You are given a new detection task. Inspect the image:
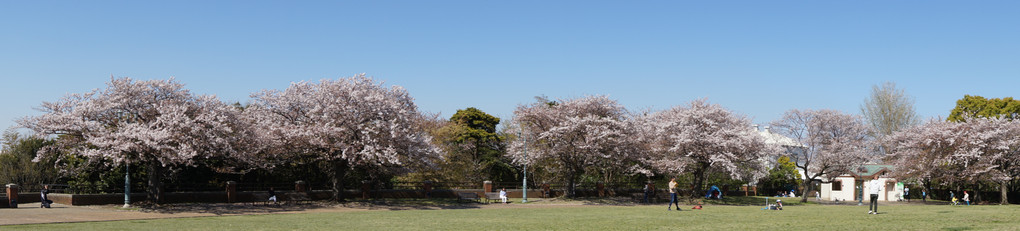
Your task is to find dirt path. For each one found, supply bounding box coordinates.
[0,200,593,226]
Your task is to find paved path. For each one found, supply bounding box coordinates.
[0,201,557,226]
[2,203,222,225]
[0,202,382,226]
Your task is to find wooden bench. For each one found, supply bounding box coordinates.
[457,192,480,203]
[632,192,661,203]
[484,192,501,204]
[284,192,312,204]
[249,192,272,206]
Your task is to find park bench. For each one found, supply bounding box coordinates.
[284,192,312,204]
[457,192,480,203]
[248,192,279,206]
[484,192,501,204]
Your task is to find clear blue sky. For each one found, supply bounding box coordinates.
[2,1,1019,132]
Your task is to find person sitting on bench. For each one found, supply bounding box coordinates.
[268,187,277,203]
[499,188,508,204]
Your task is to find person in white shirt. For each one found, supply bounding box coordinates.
[868,175,883,214]
[499,188,508,204]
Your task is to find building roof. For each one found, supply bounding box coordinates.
[848,164,895,179]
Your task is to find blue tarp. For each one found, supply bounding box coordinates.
[705,185,722,199]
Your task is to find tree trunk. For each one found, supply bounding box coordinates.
[1002,181,1010,205]
[566,170,577,198]
[329,160,348,202]
[801,178,811,203]
[691,162,709,199]
[146,161,164,204]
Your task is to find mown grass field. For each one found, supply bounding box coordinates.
[6,199,1020,230]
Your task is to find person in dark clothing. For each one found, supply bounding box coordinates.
[40,185,52,208]
[268,187,277,204]
[643,182,652,203]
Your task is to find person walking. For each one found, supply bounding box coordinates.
[667,178,680,211]
[868,175,882,214]
[963,191,970,206]
[904,187,909,202]
[922,190,927,203]
[643,182,652,203]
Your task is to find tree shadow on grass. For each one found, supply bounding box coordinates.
[135,199,484,215]
[341,198,484,211]
[136,202,330,215]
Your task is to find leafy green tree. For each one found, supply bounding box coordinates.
[428,108,515,183]
[0,130,61,188]
[758,156,803,196]
[948,95,1020,122]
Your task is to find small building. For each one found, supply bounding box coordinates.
[820,165,904,202]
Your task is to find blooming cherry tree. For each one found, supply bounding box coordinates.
[507,95,642,197]
[771,109,871,203]
[887,117,1020,204]
[642,99,778,197]
[19,77,256,203]
[247,75,439,201]
[885,120,963,188]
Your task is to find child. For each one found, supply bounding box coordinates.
[951,196,959,205]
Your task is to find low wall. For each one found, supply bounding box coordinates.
[4,188,652,208]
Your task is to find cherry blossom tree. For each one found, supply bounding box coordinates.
[246,74,440,201]
[642,99,778,197]
[965,118,1020,204]
[18,77,257,203]
[885,120,961,189]
[887,117,1020,204]
[507,95,642,197]
[770,109,871,203]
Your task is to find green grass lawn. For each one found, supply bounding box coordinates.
[7,201,1020,230]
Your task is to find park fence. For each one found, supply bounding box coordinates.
[2,180,766,208]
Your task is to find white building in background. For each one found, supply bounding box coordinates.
[820,165,904,202]
[751,125,905,201]
[754,125,808,182]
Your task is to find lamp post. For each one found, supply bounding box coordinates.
[124,163,131,208]
[521,128,528,203]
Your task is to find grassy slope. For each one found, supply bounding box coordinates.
[6,201,1019,230]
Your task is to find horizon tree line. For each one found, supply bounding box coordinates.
[5,77,1018,204]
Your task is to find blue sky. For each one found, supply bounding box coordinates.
[2,1,1019,131]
